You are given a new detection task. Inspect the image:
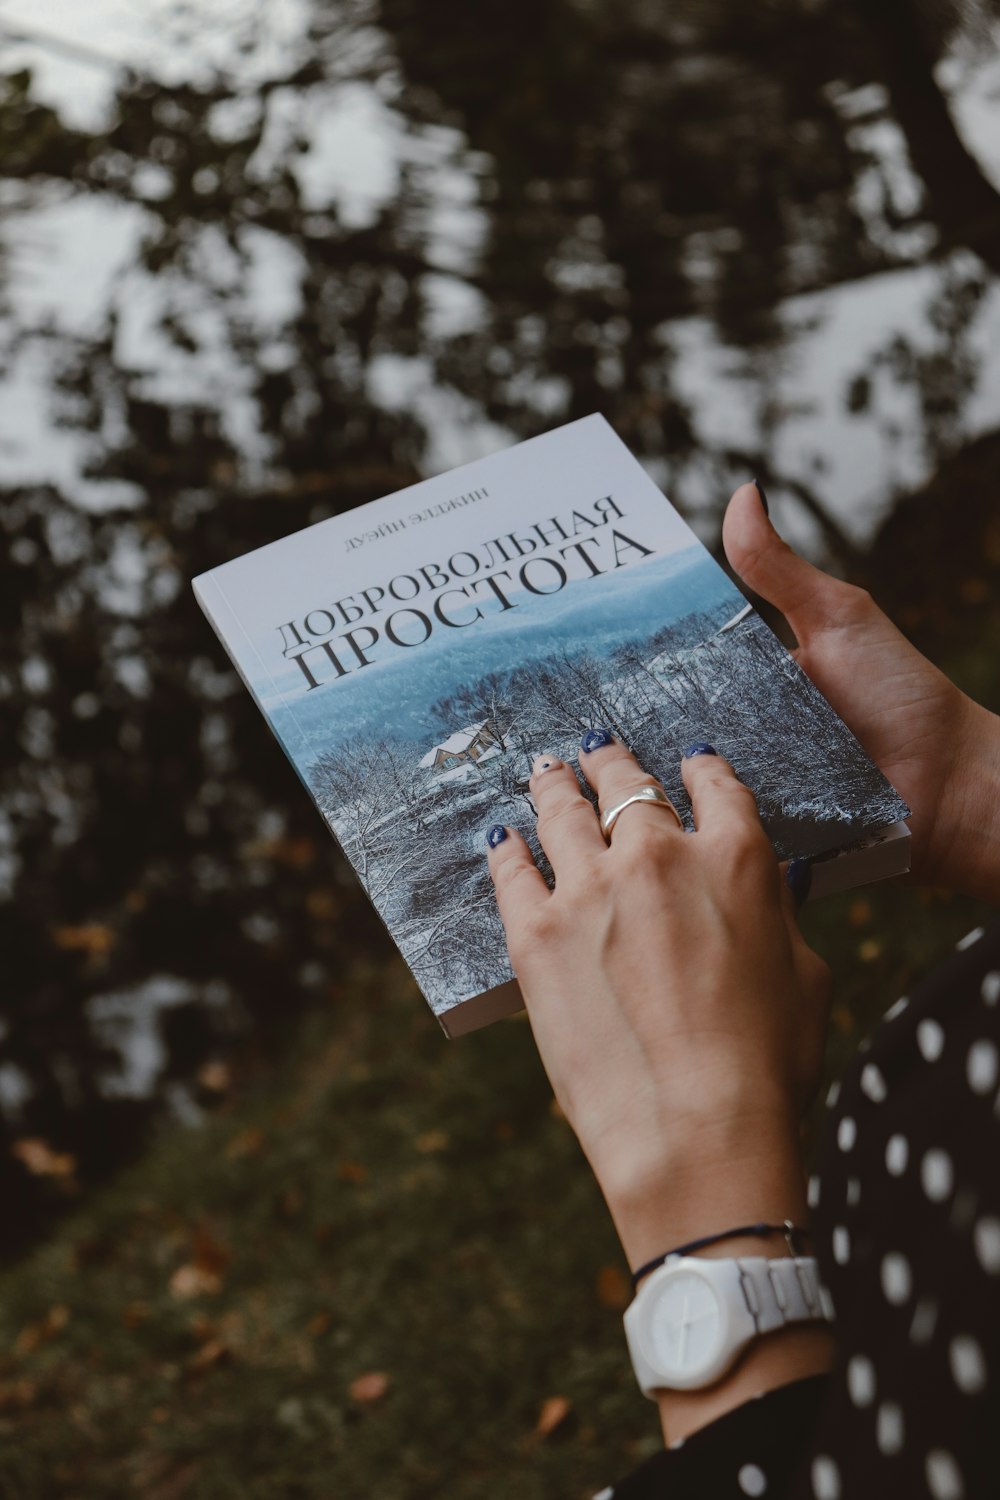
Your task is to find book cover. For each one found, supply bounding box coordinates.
[193,415,910,1035]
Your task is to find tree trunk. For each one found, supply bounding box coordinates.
[857,0,1000,272]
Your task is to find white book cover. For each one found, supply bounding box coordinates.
[193,415,910,1035]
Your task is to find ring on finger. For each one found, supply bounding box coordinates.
[599,785,684,842]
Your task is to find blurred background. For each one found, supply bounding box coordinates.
[1,1,999,1494]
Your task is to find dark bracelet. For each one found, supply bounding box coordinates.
[630,1219,813,1289]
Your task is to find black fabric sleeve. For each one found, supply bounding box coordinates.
[605,1373,831,1497]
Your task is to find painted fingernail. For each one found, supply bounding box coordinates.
[580,727,614,753]
[786,857,812,907]
[752,477,770,517]
[683,741,717,758]
[531,754,563,776]
[486,825,508,849]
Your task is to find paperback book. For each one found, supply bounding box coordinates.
[193,415,910,1036]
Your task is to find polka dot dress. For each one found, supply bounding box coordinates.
[599,923,1000,1498]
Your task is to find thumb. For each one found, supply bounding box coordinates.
[722,482,846,638]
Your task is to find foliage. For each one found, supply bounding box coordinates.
[2,0,1000,1239]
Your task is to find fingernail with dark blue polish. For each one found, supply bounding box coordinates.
[786,857,812,907]
[752,477,770,517]
[486,824,508,849]
[580,727,615,753]
[684,741,717,758]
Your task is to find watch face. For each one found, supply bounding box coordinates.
[648,1269,723,1378]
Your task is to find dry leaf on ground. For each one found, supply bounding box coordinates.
[534,1395,572,1437]
[169,1265,221,1300]
[11,1139,76,1178]
[595,1264,631,1310]
[349,1371,390,1403]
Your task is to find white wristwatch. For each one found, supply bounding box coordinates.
[624,1254,835,1395]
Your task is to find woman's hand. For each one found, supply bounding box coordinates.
[724,483,1000,905]
[486,736,831,1269]
[486,737,836,1442]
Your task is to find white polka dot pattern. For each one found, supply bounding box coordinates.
[926,1448,965,1499]
[885,1133,908,1175]
[599,933,1000,1500]
[860,1063,887,1102]
[811,1454,840,1499]
[948,1334,987,1394]
[876,1400,904,1455]
[737,1462,767,1495]
[974,1215,1000,1274]
[917,1018,945,1061]
[846,1354,876,1406]
[909,1297,938,1345]
[966,1038,998,1094]
[921,1148,954,1202]
[881,1252,912,1304]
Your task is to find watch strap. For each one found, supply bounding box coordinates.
[737,1255,832,1332]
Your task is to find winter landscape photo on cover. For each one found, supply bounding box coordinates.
[256,542,908,1018]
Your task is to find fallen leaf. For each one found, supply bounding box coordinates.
[169,1265,221,1300]
[188,1338,230,1373]
[245,836,317,869]
[349,1371,390,1403]
[11,1138,76,1178]
[192,1229,230,1278]
[414,1129,448,1154]
[197,1062,231,1093]
[51,923,115,955]
[534,1395,572,1438]
[848,898,872,928]
[595,1265,631,1310]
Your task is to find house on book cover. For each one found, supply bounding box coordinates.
[419,721,503,776]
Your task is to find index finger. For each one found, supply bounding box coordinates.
[485,824,551,943]
[679,743,768,842]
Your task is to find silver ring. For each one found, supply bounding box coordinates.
[599,785,685,842]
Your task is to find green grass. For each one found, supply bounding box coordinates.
[0,879,994,1500]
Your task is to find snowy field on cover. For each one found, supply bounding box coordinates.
[271,550,908,1015]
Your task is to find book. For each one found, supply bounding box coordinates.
[193,415,910,1037]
